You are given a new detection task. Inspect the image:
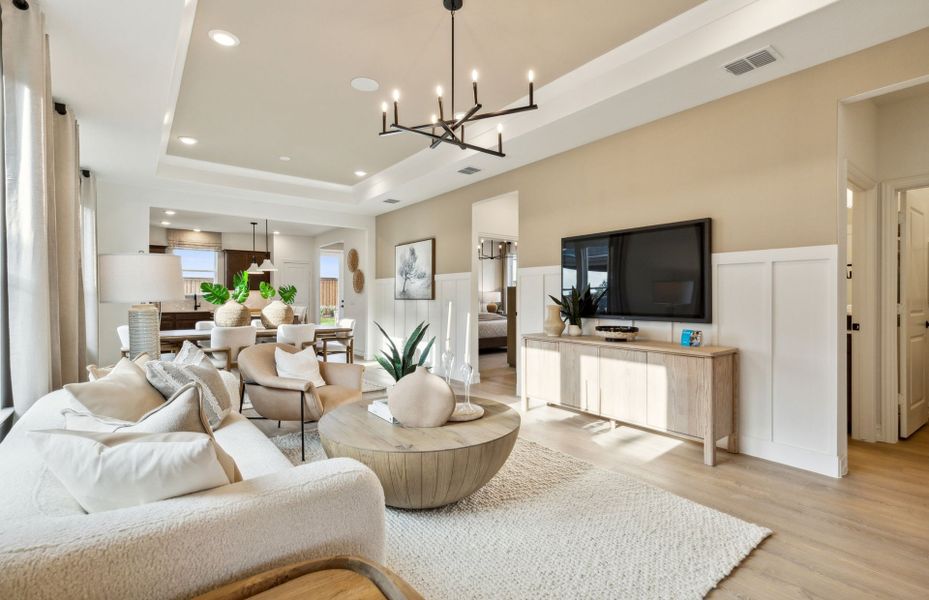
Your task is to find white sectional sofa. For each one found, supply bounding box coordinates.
[0,383,386,600]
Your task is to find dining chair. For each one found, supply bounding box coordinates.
[291,305,308,324]
[318,318,355,363]
[194,320,215,331]
[277,324,318,350]
[116,325,130,358]
[200,325,257,371]
[251,319,265,329]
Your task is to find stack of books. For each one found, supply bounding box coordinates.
[367,399,399,424]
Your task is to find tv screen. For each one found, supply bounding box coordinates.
[561,219,711,322]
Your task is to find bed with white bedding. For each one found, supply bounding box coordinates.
[478,312,508,349]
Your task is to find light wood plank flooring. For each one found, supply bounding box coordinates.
[260,351,929,598]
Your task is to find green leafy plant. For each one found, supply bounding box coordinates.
[373,321,435,382]
[278,284,297,305]
[549,285,605,327]
[200,271,250,305]
[259,281,276,300]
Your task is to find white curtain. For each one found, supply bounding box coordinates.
[1,0,92,418]
[80,170,98,368]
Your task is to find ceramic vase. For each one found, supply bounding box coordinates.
[567,324,582,337]
[387,366,456,428]
[260,300,293,328]
[214,300,250,327]
[543,305,566,337]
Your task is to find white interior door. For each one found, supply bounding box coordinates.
[280,260,311,306]
[899,191,929,438]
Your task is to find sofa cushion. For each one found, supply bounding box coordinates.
[28,429,235,513]
[63,383,240,483]
[145,361,232,428]
[86,352,152,381]
[64,358,165,421]
[275,346,326,388]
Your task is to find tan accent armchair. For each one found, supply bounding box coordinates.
[237,343,364,460]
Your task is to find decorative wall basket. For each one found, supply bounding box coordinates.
[353,269,365,294]
[347,248,359,273]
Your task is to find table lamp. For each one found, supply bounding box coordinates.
[99,253,185,359]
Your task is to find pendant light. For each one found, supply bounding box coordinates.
[246,222,262,274]
[258,219,277,272]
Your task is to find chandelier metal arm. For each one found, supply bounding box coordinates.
[391,123,504,157]
[430,103,482,148]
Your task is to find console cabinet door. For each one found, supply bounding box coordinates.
[646,353,707,437]
[525,339,561,404]
[599,347,647,425]
[560,343,599,411]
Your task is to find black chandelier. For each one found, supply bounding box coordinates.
[378,0,538,158]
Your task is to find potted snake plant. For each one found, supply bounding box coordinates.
[259,282,297,328]
[201,271,251,327]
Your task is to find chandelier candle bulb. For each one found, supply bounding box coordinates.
[528,70,535,105]
[472,69,479,103]
[497,123,503,153]
[392,89,400,124]
[381,102,388,132]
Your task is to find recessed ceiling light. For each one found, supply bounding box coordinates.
[279,155,291,161]
[273,230,280,235]
[164,210,176,215]
[354,170,367,177]
[208,29,239,47]
[178,136,198,145]
[193,228,201,233]
[161,221,171,226]
[350,77,379,92]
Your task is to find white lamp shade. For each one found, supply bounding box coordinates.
[482,291,503,303]
[258,258,277,272]
[246,262,262,274]
[98,253,186,303]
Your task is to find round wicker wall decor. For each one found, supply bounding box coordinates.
[353,269,365,294]
[347,248,360,273]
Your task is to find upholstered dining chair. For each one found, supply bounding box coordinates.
[116,325,130,358]
[238,343,364,461]
[291,305,308,324]
[277,324,318,350]
[200,325,257,371]
[194,320,215,331]
[318,318,356,363]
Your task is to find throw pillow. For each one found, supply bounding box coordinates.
[28,429,235,513]
[275,347,327,388]
[144,362,232,428]
[86,352,152,381]
[62,382,240,483]
[64,357,165,421]
[175,340,213,369]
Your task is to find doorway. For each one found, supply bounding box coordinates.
[319,245,343,326]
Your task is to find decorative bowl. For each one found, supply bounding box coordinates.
[595,325,639,342]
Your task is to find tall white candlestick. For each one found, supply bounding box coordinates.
[464,312,471,359]
[445,301,453,351]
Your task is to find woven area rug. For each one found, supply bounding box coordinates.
[271,431,770,599]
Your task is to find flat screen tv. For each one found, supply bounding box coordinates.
[561,218,711,323]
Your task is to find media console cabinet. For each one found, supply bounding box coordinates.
[520,333,739,466]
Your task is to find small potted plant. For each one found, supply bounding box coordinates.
[549,285,605,336]
[201,271,251,327]
[259,282,297,328]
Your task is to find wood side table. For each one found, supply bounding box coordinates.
[319,397,520,509]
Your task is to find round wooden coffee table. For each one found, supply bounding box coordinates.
[318,397,520,509]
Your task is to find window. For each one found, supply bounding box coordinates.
[171,248,218,295]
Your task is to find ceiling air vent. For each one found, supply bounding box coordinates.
[723,46,779,76]
[383,198,401,204]
[458,166,481,175]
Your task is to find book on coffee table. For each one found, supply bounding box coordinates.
[367,399,399,424]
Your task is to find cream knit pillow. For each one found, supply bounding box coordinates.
[64,358,165,421]
[28,429,235,513]
[144,362,232,428]
[275,347,327,388]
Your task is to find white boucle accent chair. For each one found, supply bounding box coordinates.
[0,374,386,600]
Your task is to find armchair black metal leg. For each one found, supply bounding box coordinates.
[277,421,281,428]
[239,381,245,413]
[300,390,305,462]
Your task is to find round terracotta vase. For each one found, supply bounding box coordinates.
[543,305,566,337]
[260,300,293,328]
[387,366,456,428]
[214,300,250,327]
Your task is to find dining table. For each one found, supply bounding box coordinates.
[159,325,353,353]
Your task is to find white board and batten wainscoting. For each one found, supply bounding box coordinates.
[374,273,473,381]
[518,245,842,478]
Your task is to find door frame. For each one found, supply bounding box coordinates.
[879,174,929,443]
[319,247,344,324]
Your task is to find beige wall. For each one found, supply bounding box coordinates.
[376,28,929,277]
[877,91,929,180]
